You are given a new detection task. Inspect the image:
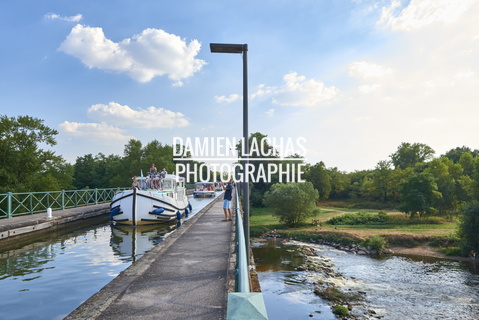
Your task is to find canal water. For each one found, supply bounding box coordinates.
[252,239,479,320]
[0,193,220,320]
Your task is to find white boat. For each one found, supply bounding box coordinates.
[193,182,216,198]
[110,174,192,225]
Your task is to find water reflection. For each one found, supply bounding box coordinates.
[110,224,175,262]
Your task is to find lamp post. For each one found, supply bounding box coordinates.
[210,43,250,264]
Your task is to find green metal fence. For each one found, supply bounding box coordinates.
[0,188,129,219]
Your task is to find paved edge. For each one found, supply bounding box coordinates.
[65,196,222,320]
[0,204,110,240]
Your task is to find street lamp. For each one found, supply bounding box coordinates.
[210,43,250,264]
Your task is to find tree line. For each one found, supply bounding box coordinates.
[2,116,478,252]
[0,115,177,193]
[3,115,479,219]
[305,142,479,218]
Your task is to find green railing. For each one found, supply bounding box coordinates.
[0,188,129,219]
[226,187,268,319]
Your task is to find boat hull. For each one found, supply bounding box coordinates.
[110,188,191,226]
[193,191,215,198]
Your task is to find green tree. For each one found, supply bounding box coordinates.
[263,182,319,227]
[237,132,280,206]
[372,160,393,202]
[398,172,441,218]
[122,139,144,177]
[0,115,61,192]
[73,154,97,189]
[458,201,479,253]
[328,167,350,199]
[443,146,479,163]
[390,142,435,170]
[304,161,331,200]
[426,157,465,214]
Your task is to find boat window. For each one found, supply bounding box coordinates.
[163,180,172,189]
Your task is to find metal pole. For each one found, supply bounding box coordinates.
[242,44,250,266]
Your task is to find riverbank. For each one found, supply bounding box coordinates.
[250,206,472,262]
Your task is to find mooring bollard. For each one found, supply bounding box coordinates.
[46,208,52,219]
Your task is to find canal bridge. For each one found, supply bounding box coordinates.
[0,190,268,320]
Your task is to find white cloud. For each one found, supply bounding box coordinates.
[272,72,339,107]
[59,121,133,142]
[250,84,275,99]
[214,94,242,103]
[45,13,83,22]
[87,102,189,128]
[379,0,474,31]
[349,61,392,79]
[358,83,381,94]
[291,0,479,171]
[216,73,338,107]
[265,109,275,117]
[59,25,206,83]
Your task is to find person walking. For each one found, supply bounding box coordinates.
[222,179,233,221]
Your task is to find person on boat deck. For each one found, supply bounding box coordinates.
[159,168,167,189]
[132,177,140,190]
[150,163,157,175]
[222,179,233,221]
[160,168,167,178]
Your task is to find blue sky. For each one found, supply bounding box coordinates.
[1,0,478,172]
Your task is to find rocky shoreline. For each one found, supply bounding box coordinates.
[293,244,381,319]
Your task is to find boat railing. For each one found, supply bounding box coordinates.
[227,187,268,319]
[0,187,129,219]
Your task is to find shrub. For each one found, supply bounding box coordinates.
[332,305,349,316]
[263,182,319,227]
[363,235,387,252]
[326,211,389,225]
[438,247,463,256]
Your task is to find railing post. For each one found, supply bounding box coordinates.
[7,192,12,219]
[62,189,65,210]
[95,188,98,205]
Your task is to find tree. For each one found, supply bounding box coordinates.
[263,182,319,227]
[237,132,280,206]
[390,142,435,170]
[328,167,350,199]
[122,139,144,177]
[426,157,465,214]
[443,146,479,163]
[73,154,97,189]
[398,172,441,218]
[304,161,331,200]
[458,201,479,253]
[372,160,393,202]
[0,115,62,192]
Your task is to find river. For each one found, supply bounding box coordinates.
[252,239,479,320]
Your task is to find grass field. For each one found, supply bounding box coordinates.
[250,206,458,247]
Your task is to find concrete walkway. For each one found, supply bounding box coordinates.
[66,195,234,320]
